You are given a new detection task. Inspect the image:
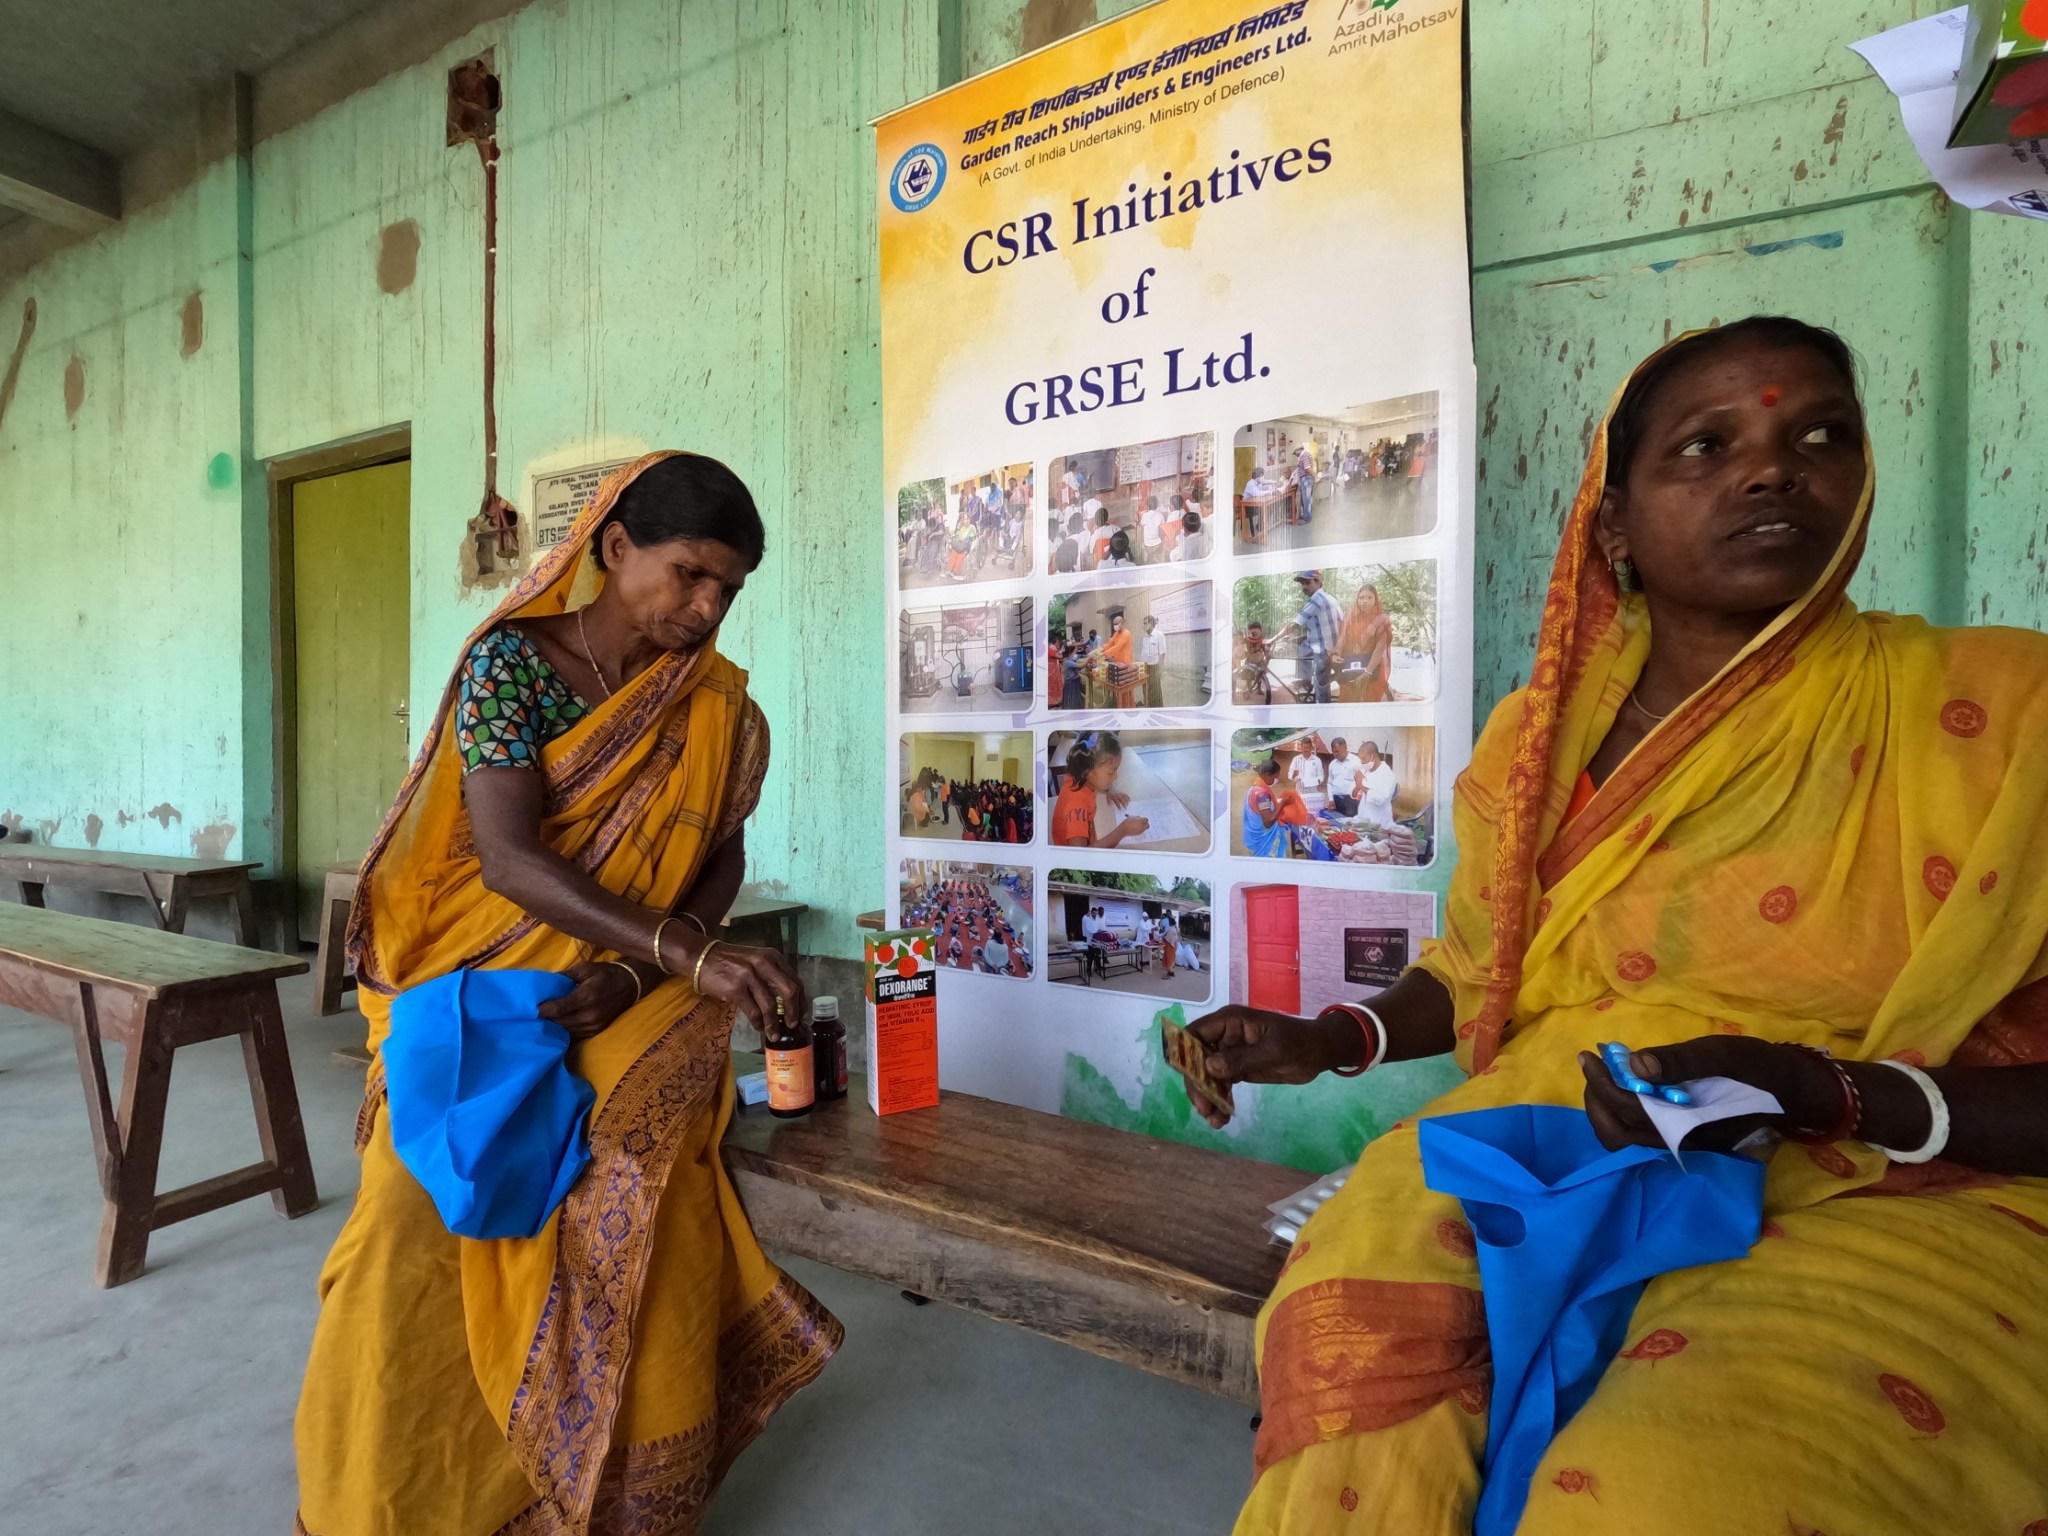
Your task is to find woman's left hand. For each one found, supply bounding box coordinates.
[1578,1035,1838,1152]
[539,961,643,1041]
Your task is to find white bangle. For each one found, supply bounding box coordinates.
[1871,1059,1951,1164]
[1357,1004,1391,1072]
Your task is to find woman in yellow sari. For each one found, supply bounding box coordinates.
[295,453,840,1536]
[1188,318,2048,1533]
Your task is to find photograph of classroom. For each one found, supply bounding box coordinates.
[1228,885,1437,1016]
[1231,393,1440,554]
[1045,434,1214,574]
[1230,561,1438,706]
[1229,725,1437,865]
[1048,582,1213,711]
[899,732,1035,844]
[1045,730,1212,856]
[896,463,1033,590]
[899,860,1034,979]
[898,598,1034,715]
[1046,872,1211,1002]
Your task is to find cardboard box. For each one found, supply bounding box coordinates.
[864,929,939,1115]
[1950,0,2048,147]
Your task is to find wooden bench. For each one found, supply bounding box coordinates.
[721,894,806,968]
[311,864,361,1017]
[723,1090,1304,1403]
[0,846,262,945]
[0,903,319,1286]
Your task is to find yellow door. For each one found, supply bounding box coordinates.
[291,460,411,938]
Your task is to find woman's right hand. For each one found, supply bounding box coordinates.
[688,939,805,1032]
[1180,1005,1360,1127]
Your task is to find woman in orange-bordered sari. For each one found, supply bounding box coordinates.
[1188,319,2048,1532]
[1334,582,1394,704]
[295,453,840,1536]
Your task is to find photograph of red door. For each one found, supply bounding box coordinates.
[1242,884,1301,1014]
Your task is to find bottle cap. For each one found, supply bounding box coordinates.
[813,996,840,1021]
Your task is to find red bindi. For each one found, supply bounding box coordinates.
[1760,387,1782,407]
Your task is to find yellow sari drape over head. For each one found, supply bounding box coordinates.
[297,454,840,1536]
[1240,338,2048,1535]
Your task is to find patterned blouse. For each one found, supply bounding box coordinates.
[455,625,590,773]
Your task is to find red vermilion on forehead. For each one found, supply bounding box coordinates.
[1760,387,1781,407]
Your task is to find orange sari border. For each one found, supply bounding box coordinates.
[482,1280,842,1536]
[1253,1277,1490,1475]
[505,995,739,1529]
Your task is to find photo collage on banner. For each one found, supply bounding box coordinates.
[876,0,1475,1157]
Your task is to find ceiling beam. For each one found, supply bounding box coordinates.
[0,107,120,231]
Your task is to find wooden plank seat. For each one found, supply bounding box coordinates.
[0,845,262,945]
[0,903,318,1286]
[723,1090,1305,1403]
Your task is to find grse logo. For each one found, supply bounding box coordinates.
[890,143,947,213]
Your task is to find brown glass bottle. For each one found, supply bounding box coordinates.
[763,997,815,1118]
[811,996,848,1102]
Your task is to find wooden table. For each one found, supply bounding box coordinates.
[0,846,262,946]
[854,910,887,932]
[0,903,318,1286]
[721,894,806,966]
[1235,487,1292,545]
[724,1089,1305,1402]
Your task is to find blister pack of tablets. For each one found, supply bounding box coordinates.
[1264,1165,1354,1245]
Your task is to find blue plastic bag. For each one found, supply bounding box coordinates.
[1418,1105,1764,1536]
[384,968,595,1240]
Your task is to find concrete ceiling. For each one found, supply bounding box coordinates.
[0,0,390,230]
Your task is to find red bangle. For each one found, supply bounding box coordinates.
[1321,1004,1385,1078]
[1782,1045,1861,1143]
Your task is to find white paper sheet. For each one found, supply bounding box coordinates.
[1639,1076,1784,1156]
[1850,8,2048,220]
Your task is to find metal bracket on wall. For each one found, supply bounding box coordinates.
[447,54,521,563]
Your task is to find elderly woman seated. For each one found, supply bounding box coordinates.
[1189,318,2048,1535]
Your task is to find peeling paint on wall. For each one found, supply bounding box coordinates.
[145,803,182,830]
[83,812,104,847]
[376,219,421,294]
[190,822,237,859]
[62,353,85,420]
[180,291,205,358]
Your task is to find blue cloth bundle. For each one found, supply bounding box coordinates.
[383,968,595,1240]
[1418,1105,1764,1536]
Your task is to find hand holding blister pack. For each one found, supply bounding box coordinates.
[1600,1041,1783,1154]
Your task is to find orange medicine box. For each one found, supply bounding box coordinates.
[864,929,939,1115]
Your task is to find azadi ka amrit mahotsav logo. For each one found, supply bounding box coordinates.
[891,143,947,213]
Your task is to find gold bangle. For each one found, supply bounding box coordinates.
[652,917,677,975]
[677,912,709,937]
[602,958,644,1005]
[692,939,722,993]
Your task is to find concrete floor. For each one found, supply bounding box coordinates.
[0,971,1254,1535]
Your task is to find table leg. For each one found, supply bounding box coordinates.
[240,987,320,1217]
[229,871,260,949]
[67,982,121,1202]
[312,885,352,1017]
[96,1001,174,1287]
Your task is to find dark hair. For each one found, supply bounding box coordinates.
[596,454,766,570]
[1054,540,1078,573]
[1066,731,1123,787]
[1182,510,1202,533]
[1108,530,1133,561]
[1256,757,1281,778]
[1605,317,1860,489]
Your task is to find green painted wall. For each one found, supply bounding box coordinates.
[2,0,2043,1003]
